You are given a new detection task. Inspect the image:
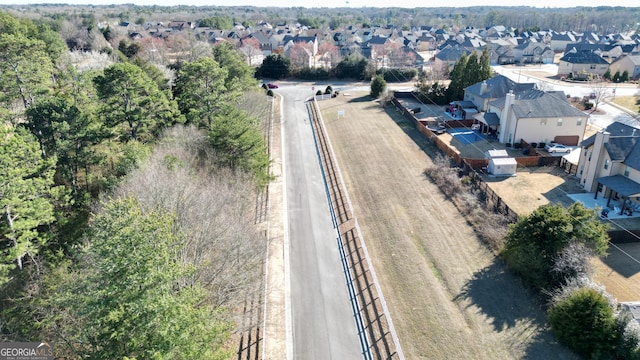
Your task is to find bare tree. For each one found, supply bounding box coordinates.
[238,37,263,66]
[589,80,610,112]
[113,125,266,311]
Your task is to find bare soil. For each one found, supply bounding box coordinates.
[319,93,578,359]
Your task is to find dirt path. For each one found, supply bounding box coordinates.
[319,94,577,359]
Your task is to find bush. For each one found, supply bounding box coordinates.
[549,287,616,358]
[584,102,594,110]
[292,67,331,80]
[266,89,274,97]
[370,75,387,98]
[538,142,545,148]
[325,85,333,94]
[377,68,418,82]
[315,90,323,96]
[530,142,537,149]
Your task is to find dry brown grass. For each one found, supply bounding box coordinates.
[610,95,640,113]
[319,93,578,360]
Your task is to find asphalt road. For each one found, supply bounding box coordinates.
[279,86,362,359]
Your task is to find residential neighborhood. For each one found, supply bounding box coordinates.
[99,18,640,80]
[2,4,640,359]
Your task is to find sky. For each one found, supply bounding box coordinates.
[3,0,639,8]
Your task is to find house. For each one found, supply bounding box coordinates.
[608,53,640,80]
[282,34,318,57]
[577,119,640,214]
[432,44,471,72]
[550,31,577,52]
[486,88,587,146]
[513,41,554,64]
[557,51,609,79]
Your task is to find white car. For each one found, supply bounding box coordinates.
[544,143,572,153]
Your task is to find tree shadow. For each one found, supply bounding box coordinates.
[346,95,373,103]
[600,243,640,278]
[454,259,579,359]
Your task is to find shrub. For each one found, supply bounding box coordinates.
[370,75,387,98]
[584,102,594,110]
[530,142,537,149]
[325,85,333,94]
[377,68,418,82]
[538,142,545,148]
[315,90,323,96]
[549,287,616,358]
[266,89,274,97]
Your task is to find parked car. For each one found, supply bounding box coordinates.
[544,143,572,153]
[267,83,279,89]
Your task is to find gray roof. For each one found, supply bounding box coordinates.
[435,44,471,61]
[481,112,501,125]
[559,52,609,65]
[605,137,639,161]
[492,89,585,119]
[464,75,536,100]
[597,175,640,197]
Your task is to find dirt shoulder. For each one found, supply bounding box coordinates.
[319,93,577,359]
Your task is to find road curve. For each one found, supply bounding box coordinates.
[279,86,363,359]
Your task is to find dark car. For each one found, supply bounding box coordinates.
[267,83,279,89]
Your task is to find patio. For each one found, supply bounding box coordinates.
[568,193,640,220]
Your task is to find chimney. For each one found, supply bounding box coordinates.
[481,80,488,95]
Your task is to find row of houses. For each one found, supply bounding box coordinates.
[441,72,640,218]
[113,19,640,75]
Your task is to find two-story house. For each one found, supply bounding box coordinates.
[577,120,640,213]
[557,51,609,80]
[489,89,587,146]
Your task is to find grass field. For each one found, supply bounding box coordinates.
[611,95,640,113]
[319,93,578,359]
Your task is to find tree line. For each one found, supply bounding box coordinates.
[1,10,271,358]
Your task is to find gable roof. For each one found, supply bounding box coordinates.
[559,51,609,65]
[511,89,585,118]
[464,75,535,99]
[491,89,585,118]
[435,44,471,61]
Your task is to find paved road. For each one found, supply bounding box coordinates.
[279,86,363,359]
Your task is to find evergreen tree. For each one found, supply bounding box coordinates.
[0,125,61,285]
[174,57,231,129]
[94,63,183,141]
[446,53,468,102]
[480,46,492,80]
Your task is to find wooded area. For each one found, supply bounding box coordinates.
[0,9,271,358]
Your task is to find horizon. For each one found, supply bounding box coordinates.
[3,0,639,8]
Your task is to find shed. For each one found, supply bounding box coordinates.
[488,157,517,176]
[485,149,509,159]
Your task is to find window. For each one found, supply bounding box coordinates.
[590,64,596,69]
[557,118,563,126]
[625,166,630,177]
[577,117,583,126]
[588,151,592,161]
[604,159,609,170]
[540,118,547,125]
